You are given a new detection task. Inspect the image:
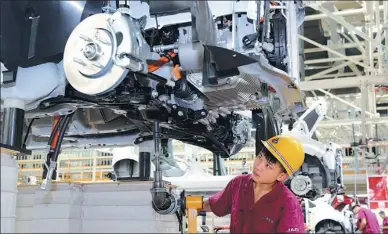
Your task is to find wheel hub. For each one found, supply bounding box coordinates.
[63,13,128,96]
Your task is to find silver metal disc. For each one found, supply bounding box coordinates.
[63,13,128,96]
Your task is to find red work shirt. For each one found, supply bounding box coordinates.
[356,208,380,233]
[208,174,305,233]
[383,217,388,234]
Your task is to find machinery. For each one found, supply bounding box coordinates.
[284,100,343,200]
[280,100,356,233]
[1,0,310,232]
[302,194,355,233]
[107,99,356,233]
[0,0,306,184]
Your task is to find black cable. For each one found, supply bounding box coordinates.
[175,211,183,234]
[42,116,66,180]
[47,116,65,146]
[23,118,37,148]
[99,108,109,123]
[52,113,74,162]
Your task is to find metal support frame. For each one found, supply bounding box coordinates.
[305,61,353,80]
[151,120,164,189]
[150,120,180,217]
[304,42,359,54]
[318,116,388,128]
[339,30,366,56]
[384,1,388,68]
[298,34,374,71]
[374,1,383,74]
[306,72,358,79]
[304,53,379,65]
[317,89,375,117]
[299,75,388,91]
[304,6,384,22]
[301,1,387,134]
[286,1,300,85]
[360,83,368,144]
[308,4,380,49]
[320,116,378,157]
[213,153,226,176]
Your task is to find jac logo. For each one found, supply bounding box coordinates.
[287,227,300,232]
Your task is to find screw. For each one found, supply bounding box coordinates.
[79,34,92,42]
[95,36,111,45]
[73,57,85,66]
[178,111,184,116]
[93,63,104,69]
[152,91,159,98]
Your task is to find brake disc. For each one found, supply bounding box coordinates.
[63,13,128,96]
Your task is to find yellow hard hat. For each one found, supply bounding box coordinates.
[261,135,305,176]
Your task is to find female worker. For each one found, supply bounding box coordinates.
[202,135,306,233]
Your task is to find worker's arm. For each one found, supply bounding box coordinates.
[357,211,367,232]
[358,218,367,231]
[277,198,305,233]
[202,177,238,216]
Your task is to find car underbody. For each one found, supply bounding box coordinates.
[1,0,305,158]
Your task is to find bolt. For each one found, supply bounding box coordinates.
[152,91,159,98]
[73,57,85,66]
[178,111,184,116]
[92,63,104,69]
[79,34,92,42]
[95,36,111,45]
[201,111,206,116]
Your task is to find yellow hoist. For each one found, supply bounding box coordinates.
[183,195,204,233]
[179,193,229,234]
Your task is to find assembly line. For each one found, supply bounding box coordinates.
[1,0,388,233]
